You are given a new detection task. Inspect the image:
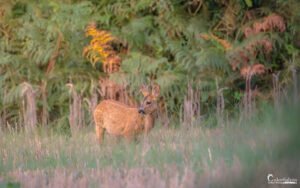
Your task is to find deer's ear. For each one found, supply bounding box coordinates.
[151,84,160,98]
[140,85,150,96]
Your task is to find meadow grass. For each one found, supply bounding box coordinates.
[0,104,299,187]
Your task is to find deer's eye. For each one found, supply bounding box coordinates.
[146,101,151,105]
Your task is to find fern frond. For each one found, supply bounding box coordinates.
[244,14,286,38]
[83,22,123,73]
[227,34,273,70]
[195,48,230,74]
[199,33,232,51]
[240,64,265,78]
[83,23,116,65]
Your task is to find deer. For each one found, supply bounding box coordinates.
[93,84,160,143]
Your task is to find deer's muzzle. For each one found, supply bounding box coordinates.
[138,107,145,114]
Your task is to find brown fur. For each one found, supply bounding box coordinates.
[93,84,160,143]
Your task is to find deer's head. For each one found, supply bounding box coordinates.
[138,84,160,115]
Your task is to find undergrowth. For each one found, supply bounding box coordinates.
[0,103,299,187]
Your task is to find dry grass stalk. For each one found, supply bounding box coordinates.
[291,65,298,104]
[40,81,49,127]
[99,77,117,100]
[67,83,84,134]
[272,72,281,111]
[0,87,8,128]
[182,82,200,127]
[8,166,198,188]
[84,86,98,127]
[21,82,37,132]
[99,76,137,107]
[216,79,225,127]
[157,98,170,127]
[90,87,98,117]
[241,64,265,117]
[243,74,252,117]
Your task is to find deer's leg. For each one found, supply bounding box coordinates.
[94,110,105,144]
[144,115,154,135]
[95,125,105,144]
[144,125,152,135]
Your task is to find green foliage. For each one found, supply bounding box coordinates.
[0,1,99,127]
[0,0,299,128]
[244,0,253,8]
[0,182,20,188]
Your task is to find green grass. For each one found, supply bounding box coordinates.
[0,104,299,187]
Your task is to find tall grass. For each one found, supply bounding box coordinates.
[0,103,299,187]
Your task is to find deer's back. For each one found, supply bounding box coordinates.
[94,100,142,135]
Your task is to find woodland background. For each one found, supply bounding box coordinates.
[0,0,299,132]
[0,0,299,187]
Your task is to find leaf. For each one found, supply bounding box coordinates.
[244,0,253,7]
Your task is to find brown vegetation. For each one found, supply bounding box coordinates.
[243,14,286,38]
[199,33,232,50]
[229,14,286,72]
